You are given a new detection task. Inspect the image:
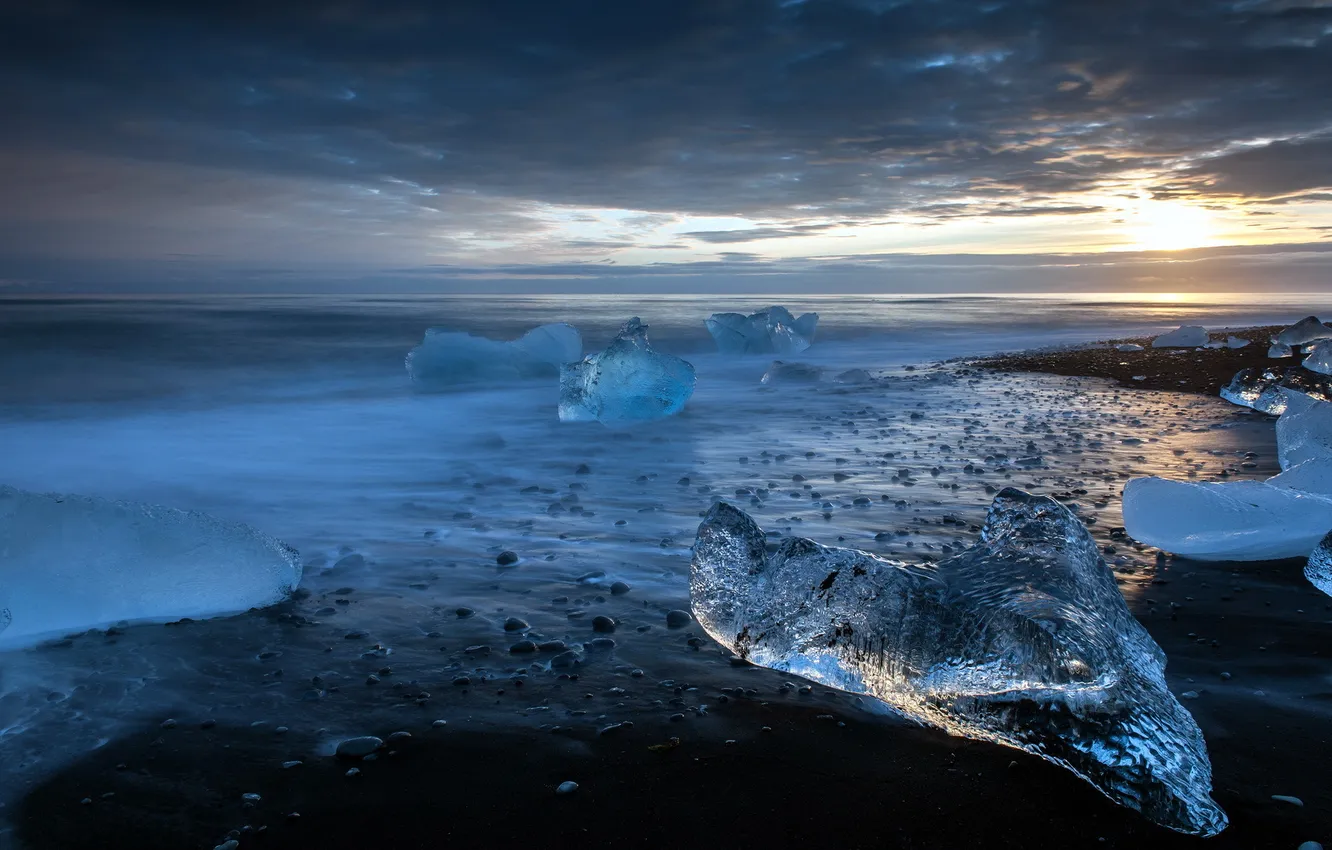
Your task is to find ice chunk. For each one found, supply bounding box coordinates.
[1219,366,1332,414]
[832,368,875,384]
[1269,458,1332,495]
[0,485,302,647]
[705,306,819,355]
[1123,477,1332,561]
[1269,342,1293,358]
[1303,340,1332,375]
[1307,531,1332,597]
[406,323,581,388]
[691,491,1226,836]
[1275,392,1332,471]
[558,317,695,424]
[1226,336,1249,349]
[1276,316,1332,347]
[760,361,824,385]
[1151,326,1208,348]
[1115,343,1145,352]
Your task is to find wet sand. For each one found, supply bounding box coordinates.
[969,326,1284,395]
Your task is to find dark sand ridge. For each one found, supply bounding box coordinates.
[11,340,1332,850]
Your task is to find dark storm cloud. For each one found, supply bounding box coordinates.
[2,0,1332,269]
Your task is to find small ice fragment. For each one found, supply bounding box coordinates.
[705,306,819,355]
[406,323,581,387]
[1276,316,1332,347]
[1115,343,1145,352]
[1152,326,1208,348]
[1269,342,1294,358]
[1307,530,1332,597]
[760,361,824,385]
[1122,477,1332,561]
[1226,336,1249,349]
[691,491,1227,836]
[558,318,695,424]
[1303,340,1332,375]
[0,485,302,647]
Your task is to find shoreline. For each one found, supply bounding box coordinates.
[966,325,1285,396]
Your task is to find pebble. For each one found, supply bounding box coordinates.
[160,718,177,729]
[592,615,617,633]
[335,736,384,759]
[432,720,448,728]
[1271,795,1304,807]
[281,761,303,769]
[455,607,475,618]
[1298,843,1323,850]
[503,617,529,631]
[345,768,361,778]
[556,781,579,795]
[610,581,631,595]
[388,731,412,742]
[496,551,519,566]
[241,792,262,803]
[665,610,692,628]
[214,842,240,850]
[588,638,617,651]
[509,639,538,654]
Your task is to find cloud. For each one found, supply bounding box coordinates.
[2,0,1332,277]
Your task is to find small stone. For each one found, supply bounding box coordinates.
[610,581,631,595]
[335,736,383,759]
[160,718,177,729]
[388,731,412,742]
[242,792,262,803]
[496,551,519,566]
[281,760,303,769]
[1180,690,1199,700]
[345,768,361,778]
[503,617,529,631]
[665,610,691,628]
[1297,842,1323,850]
[509,639,538,654]
[1271,795,1304,807]
[592,615,617,633]
[556,781,579,794]
[588,637,616,651]
[456,607,474,618]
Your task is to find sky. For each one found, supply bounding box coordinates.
[3,0,1332,293]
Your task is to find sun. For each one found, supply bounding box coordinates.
[1128,201,1216,251]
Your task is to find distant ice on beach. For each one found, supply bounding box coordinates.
[705,306,819,355]
[692,490,1227,836]
[406,322,581,388]
[0,485,302,647]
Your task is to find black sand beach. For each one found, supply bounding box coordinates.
[12,332,1332,850]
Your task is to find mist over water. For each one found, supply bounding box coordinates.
[1,291,1330,840]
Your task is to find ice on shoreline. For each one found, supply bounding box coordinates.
[1219,366,1332,414]
[705,306,819,355]
[0,485,302,647]
[1304,340,1332,375]
[1276,316,1332,347]
[1152,326,1208,348]
[691,490,1227,836]
[558,318,696,425]
[1123,477,1332,562]
[406,323,581,388]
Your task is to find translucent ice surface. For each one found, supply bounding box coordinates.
[1123,477,1332,561]
[1268,342,1294,359]
[1276,316,1332,347]
[705,306,819,355]
[1151,326,1208,348]
[691,490,1227,836]
[1307,531,1332,597]
[1219,366,1332,414]
[1303,340,1332,375]
[406,323,581,388]
[0,485,302,647]
[558,317,696,425]
[760,361,825,385]
[1275,392,1332,471]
